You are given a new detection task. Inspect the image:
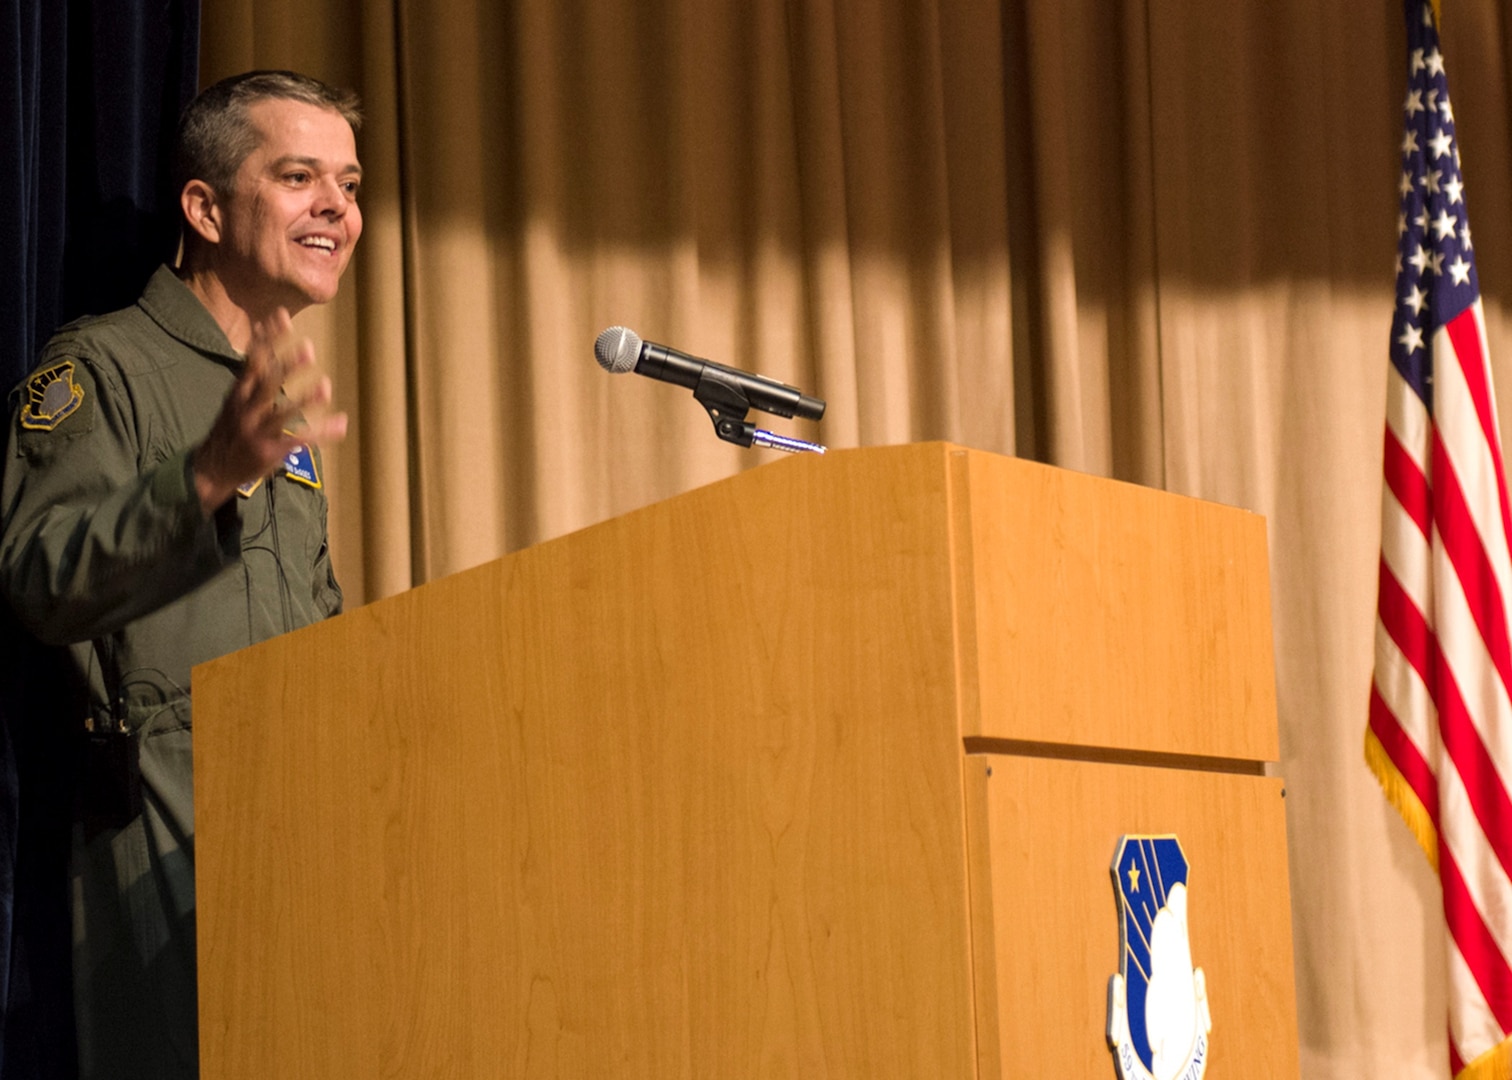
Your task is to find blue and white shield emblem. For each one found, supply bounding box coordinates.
[1107,835,1212,1080]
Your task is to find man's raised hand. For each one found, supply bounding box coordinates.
[191,308,348,515]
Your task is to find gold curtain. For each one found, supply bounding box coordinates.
[198,0,1512,1074]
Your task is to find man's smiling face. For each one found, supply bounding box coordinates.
[216,97,363,315]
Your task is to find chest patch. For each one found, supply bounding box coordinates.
[236,440,322,498]
[20,361,86,431]
[282,444,321,489]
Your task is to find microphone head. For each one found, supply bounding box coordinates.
[594,326,642,374]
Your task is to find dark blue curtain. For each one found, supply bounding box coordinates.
[0,2,198,1076]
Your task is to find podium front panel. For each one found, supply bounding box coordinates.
[964,753,1299,1080]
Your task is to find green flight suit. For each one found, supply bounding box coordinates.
[0,265,342,1080]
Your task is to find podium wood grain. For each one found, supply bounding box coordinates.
[951,450,1278,759]
[194,443,1296,1079]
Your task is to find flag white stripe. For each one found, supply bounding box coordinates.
[1438,767,1512,970]
[1374,618,1438,766]
[1448,934,1503,1066]
[1381,486,1433,618]
[1386,363,1433,472]
[1434,320,1512,622]
[1433,538,1512,796]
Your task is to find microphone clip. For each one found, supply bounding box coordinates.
[695,370,825,455]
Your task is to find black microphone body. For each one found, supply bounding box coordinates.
[596,327,825,422]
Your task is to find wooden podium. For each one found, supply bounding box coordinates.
[193,442,1298,1079]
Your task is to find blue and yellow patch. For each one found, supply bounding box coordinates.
[282,443,321,489]
[235,438,322,499]
[20,361,86,431]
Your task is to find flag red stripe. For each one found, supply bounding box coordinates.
[1369,681,1440,823]
[1433,646,1512,884]
[1378,557,1434,686]
[1385,425,1433,537]
[1451,1033,1465,1076]
[1442,845,1512,1032]
[1432,431,1512,690]
[1445,309,1512,556]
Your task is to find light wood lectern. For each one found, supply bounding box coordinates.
[194,442,1298,1079]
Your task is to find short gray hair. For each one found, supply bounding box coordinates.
[175,70,362,196]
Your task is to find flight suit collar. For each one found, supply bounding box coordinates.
[136,265,242,364]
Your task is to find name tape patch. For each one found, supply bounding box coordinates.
[236,439,321,499]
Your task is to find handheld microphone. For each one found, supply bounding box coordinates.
[594,326,825,421]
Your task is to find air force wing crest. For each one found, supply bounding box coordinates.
[20,361,86,431]
[1107,835,1212,1080]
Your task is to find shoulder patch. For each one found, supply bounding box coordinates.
[282,443,321,489]
[20,361,87,432]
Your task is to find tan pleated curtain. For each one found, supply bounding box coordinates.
[199,0,1512,1075]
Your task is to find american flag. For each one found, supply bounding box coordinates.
[1367,1,1512,1076]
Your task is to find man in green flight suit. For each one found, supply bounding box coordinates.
[0,70,363,1079]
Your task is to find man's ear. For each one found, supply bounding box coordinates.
[181,180,223,245]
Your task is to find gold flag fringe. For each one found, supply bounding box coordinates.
[1365,726,1439,870]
